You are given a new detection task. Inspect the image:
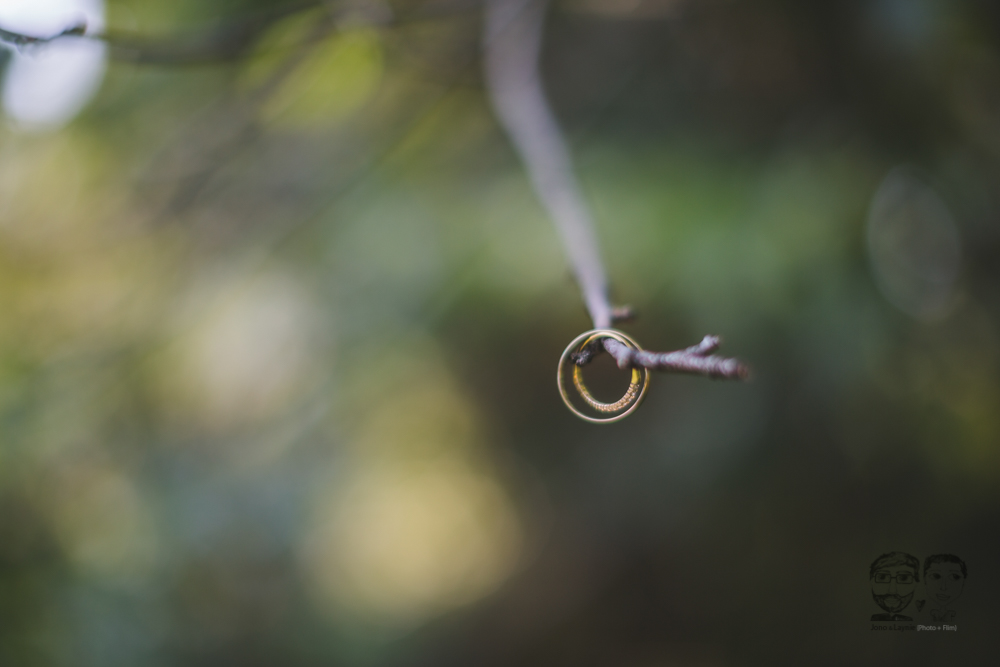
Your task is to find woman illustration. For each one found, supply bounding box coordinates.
[923,554,966,622]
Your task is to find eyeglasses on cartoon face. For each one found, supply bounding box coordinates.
[872,571,916,585]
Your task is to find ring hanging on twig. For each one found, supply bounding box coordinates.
[557,329,650,423]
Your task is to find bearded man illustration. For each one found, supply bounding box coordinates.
[869,552,919,621]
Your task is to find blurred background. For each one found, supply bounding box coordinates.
[1,0,999,664]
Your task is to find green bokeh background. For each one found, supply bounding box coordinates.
[1,0,999,664]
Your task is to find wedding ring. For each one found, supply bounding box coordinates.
[557,329,650,423]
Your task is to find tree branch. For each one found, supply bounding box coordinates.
[483,0,612,330]
[0,1,748,383]
[0,22,86,48]
[0,1,477,65]
[0,7,310,63]
[482,0,748,380]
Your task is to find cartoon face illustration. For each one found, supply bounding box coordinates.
[870,552,919,618]
[924,555,966,610]
[872,565,917,613]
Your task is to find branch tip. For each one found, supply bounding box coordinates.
[610,305,636,324]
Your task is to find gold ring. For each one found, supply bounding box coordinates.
[557,329,650,423]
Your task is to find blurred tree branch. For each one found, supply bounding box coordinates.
[0,22,86,47]
[0,4,318,63]
[0,1,477,65]
[483,0,747,379]
[0,0,747,381]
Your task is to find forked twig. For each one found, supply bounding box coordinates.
[574,335,748,379]
[482,0,747,380]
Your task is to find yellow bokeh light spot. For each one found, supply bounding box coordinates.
[302,461,522,626]
[153,272,324,432]
[302,339,523,625]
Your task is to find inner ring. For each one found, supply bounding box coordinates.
[573,347,643,413]
[557,329,650,424]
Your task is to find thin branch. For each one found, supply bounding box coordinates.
[482,0,748,380]
[0,8,304,63]
[483,0,612,330]
[0,1,476,66]
[0,3,326,63]
[602,336,747,379]
[610,305,636,324]
[0,22,86,48]
[570,334,746,379]
[0,1,748,382]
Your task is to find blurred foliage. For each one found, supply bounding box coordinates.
[2,0,1000,665]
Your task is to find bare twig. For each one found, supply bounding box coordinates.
[0,22,86,48]
[0,1,475,65]
[0,1,748,382]
[601,336,747,379]
[610,305,636,324]
[0,2,327,63]
[483,0,748,380]
[484,0,612,330]
[0,8,301,62]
